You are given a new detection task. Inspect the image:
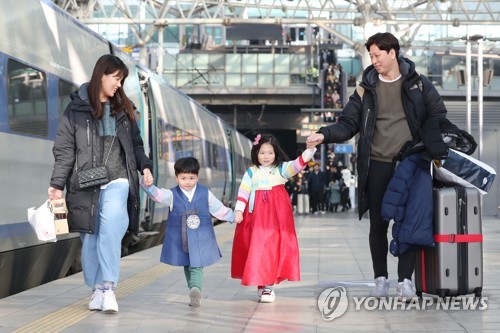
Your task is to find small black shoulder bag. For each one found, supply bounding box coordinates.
[77,136,116,189]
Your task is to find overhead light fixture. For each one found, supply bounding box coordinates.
[468,34,484,42]
[353,17,364,26]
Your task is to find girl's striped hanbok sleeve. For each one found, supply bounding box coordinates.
[234,169,253,213]
[281,147,317,178]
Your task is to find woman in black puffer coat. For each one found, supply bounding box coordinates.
[48,55,154,313]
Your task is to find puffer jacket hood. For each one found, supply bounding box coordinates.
[78,83,90,102]
[361,57,415,91]
[396,117,477,162]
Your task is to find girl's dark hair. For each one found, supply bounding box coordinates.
[87,54,136,124]
[365,32,400,58]
[174,157,200,176]
[251,134,289,167]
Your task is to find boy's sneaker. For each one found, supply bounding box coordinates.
[88,288,103,311]
[101,289,119,313]
[189,287,202,307]
[370,276,389,298]
[260,288,275,303]
[396,279,416,302]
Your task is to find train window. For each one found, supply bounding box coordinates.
[163,123,172,161]
[192,135,203,164]
[203,140,213,169]
[7,59,48,137]
[157,121,164,160]
[172,127,183,160]
[183,132,194,158]
[58,80,77,115]
[235,155,244,177]
[216,145,227,171]
[212,143,218,170]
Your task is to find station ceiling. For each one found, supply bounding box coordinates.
[52,0,500,50]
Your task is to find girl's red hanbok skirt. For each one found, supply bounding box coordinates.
[231,185,300,286]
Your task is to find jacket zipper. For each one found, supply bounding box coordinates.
[86,119,90,146]
[123,120,130,169]
[402,86,417,137]
[364,108,371,133]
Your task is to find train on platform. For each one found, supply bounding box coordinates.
[0,0,251,299]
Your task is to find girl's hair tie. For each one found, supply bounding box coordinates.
[253,134,261,146]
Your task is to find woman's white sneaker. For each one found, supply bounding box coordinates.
[88,289,104,311]
[101,289,119,313]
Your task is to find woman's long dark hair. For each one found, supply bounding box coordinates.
[87,54,135,124]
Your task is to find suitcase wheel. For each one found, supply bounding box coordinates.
[438,290,447,299]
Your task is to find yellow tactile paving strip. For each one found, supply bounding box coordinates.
[12,228,235,333]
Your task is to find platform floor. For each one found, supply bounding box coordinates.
[1,210,500,333]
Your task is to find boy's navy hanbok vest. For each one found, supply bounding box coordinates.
[160,184,222,267]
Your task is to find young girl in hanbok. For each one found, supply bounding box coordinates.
[231,134,316,302]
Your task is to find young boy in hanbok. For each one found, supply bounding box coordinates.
[141,157,234,307]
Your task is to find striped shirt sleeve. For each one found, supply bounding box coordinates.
[208,191,234,223]
[235,169,253,212]
[140,181,173,207]
[281,147,316,178]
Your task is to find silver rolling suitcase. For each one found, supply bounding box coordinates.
[415,186,483,298]
[303,194,309,214]
[297,194,309,214]
[297,194,304,214]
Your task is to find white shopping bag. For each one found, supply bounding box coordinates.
[27,200,57,242]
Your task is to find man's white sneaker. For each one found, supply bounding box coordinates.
[88,289,103,311]
[101,289,119,313]
[396,279,416,302]
[189,287,202,307]
[260,288,275,303]
[370,276,389,298]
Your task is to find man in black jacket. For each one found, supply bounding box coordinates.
[306,32,447,301]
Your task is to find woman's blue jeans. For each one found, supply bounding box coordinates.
[80,181,129,288]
